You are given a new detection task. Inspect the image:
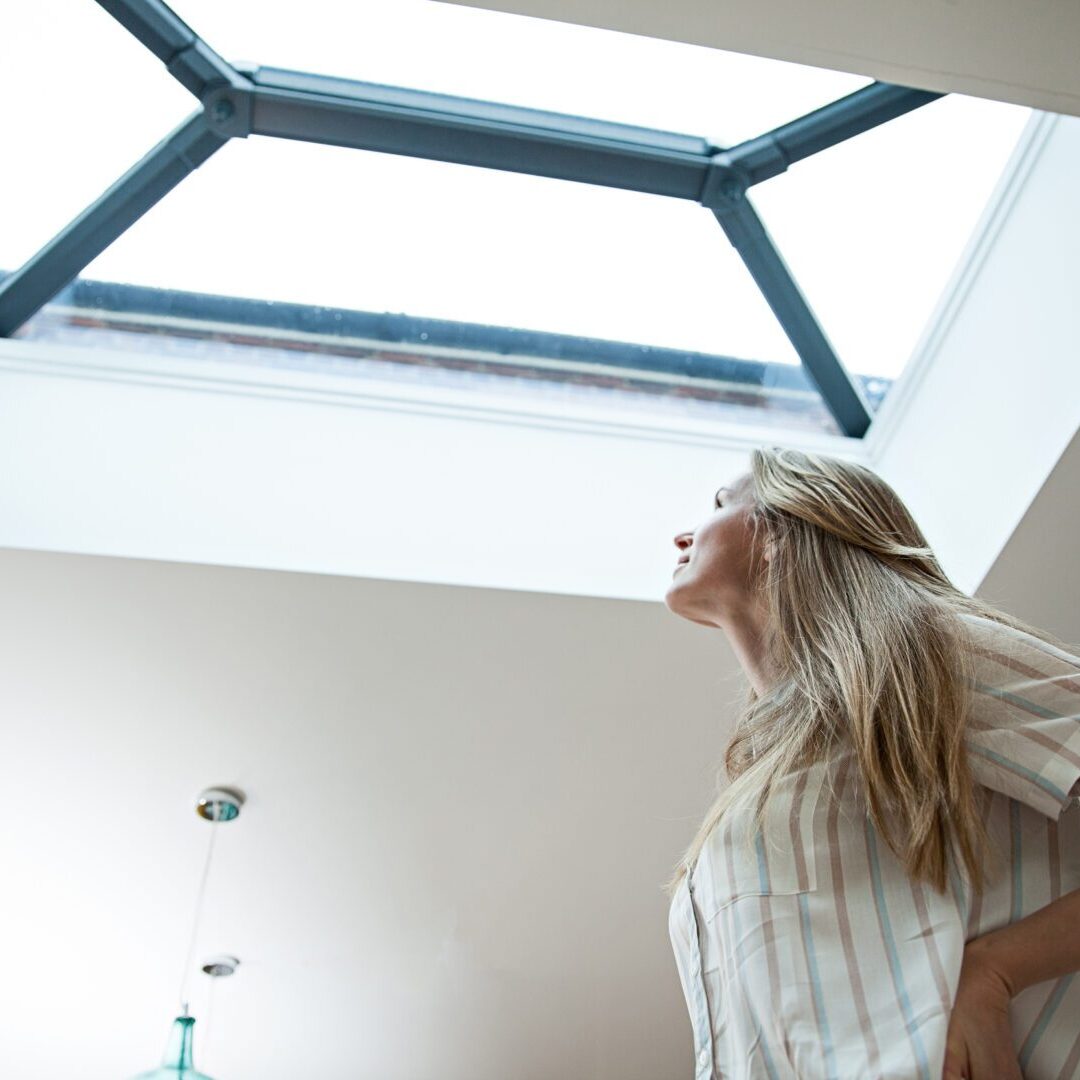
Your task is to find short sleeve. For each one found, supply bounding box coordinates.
[961,613,1080,819]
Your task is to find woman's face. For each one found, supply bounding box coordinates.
[664,472,768,627]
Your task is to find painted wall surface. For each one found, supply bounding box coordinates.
[0,545,737,1079]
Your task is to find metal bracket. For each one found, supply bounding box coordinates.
[201,79,255,140]
[722,134,791,187]
[698,133,794,212]
[697,153,754,215]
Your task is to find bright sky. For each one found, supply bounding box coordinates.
[2,0,1032,378]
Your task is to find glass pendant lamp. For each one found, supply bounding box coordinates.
[133,1010,213,1080]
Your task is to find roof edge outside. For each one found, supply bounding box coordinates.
[0,335,865,457]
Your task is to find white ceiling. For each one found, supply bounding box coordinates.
[435,0,1080,118]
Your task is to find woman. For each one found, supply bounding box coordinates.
[663,446,1080,1080]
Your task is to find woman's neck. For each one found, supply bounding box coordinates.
[720,596,773,696]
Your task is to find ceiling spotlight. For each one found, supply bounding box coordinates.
[201,955,241,978]
[195,787,245,822]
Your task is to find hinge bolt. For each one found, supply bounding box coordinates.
[211,97,235,124]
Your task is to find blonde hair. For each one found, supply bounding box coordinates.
[664,445,1075,901]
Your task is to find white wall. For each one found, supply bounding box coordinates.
[977,423,1080,640]
[0,340,859,601]
[0,545,737,1079]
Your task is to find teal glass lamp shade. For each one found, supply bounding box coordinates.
[132,1015,215,1080]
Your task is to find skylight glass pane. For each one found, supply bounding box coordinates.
[76,135,803,366]
[168,0,870,148]
[749,93,1032,380]
[0,0,194,272]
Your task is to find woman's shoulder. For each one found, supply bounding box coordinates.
[956,610,1080,668]
[955,611,1080,702]
[956,611,1080,818]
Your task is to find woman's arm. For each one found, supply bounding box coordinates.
[942,887,1080,1079]
[966,884,1080,996]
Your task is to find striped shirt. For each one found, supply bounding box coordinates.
[668,612,1080,1079]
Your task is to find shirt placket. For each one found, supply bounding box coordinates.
[685,870,717,1080]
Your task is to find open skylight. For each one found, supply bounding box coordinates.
[0,1,193,271]
[0,0,1032,436]
[79,138,806,366]
[749,97,1031,379]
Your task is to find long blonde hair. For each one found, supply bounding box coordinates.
[664,445,1075,901]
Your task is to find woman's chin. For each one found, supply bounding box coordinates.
[663,579,689,613]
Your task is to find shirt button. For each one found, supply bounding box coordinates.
[698,1048,710,1065]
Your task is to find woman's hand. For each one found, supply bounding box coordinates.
[942,943,1022,1080]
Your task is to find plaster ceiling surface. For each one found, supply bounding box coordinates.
[434,0,1080,118]
[0,545,739,1079]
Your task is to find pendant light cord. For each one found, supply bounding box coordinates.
[177,820,219,1013]
[203,970,217,1066]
